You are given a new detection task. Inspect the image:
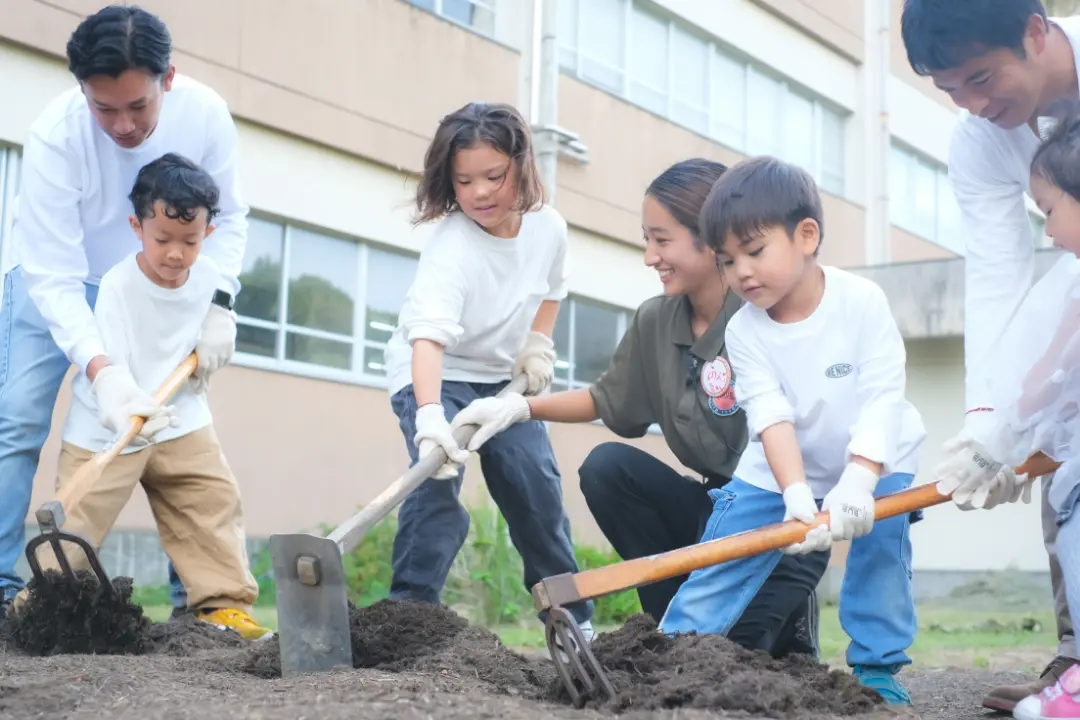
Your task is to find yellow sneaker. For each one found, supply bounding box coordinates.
[197,607,274,641]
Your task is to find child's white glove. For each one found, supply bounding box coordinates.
[933,433,1007,510]
[821,463,878,540]
[92,365,174,441]
[513,331,556,395]
[449,393,532,450]
[414,403,470,479]
[192,303,237,393]
[780,483,831,555]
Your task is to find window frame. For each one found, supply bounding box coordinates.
[403,0,498,40]
[889,141,966,256]
[558,0,848,196]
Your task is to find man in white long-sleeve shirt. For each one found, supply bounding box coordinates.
[0,5,247,616]
[900,0,1080,711]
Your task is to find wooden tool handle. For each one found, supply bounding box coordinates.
[532,451,1061,610]
[53,353,200,514]
[329,373,532,555]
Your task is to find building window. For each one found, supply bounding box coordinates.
[551,295,631,391]
[889,142,964,255]
[0,145,21,282]
[404,0,495,37]
[234,214,419,383]
[559,0,848,196]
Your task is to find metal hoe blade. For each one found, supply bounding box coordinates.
[270,533,353,677]
[24,500,113,594]
[545,607,616,709]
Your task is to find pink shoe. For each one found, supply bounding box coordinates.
[1015,663,1080,720]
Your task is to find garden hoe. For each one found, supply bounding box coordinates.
[270,374,531,678]
[534,451,1063,709]
[24,352,199,598]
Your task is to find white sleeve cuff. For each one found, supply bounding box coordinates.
[72,337,108,376]
[407,323,462,350]
[747,390,796,441]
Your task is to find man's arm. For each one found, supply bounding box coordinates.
[948,120,1037,421]
[14,125,107,377]
[197,96,248,297]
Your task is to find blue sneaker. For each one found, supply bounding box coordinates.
[853,664,912,705]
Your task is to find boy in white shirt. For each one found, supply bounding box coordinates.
[659,155,927,705]
[20,152,269,641]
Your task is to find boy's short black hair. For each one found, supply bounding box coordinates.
[129,153,220,224]
[901,0,1047,75]
[700,155,823,255]
[66,5,172,81]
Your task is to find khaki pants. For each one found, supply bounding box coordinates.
[29,425,258,614]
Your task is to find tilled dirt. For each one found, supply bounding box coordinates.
[0,579,1021,718]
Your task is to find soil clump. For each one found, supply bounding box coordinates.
[0,570,245,656]
[572,614,885,717]
[244,601,884,717]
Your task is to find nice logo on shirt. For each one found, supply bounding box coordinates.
[700,355,740,417]
[825,363,853,379]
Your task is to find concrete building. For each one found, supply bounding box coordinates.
[0,0,1058,595]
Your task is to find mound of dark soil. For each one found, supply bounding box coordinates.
[0,570,247,657]
[242,598,546,696]
[244,602,883,717]
[562,614,884,717]
[0,570,151,655]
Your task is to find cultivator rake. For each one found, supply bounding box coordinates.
[545,606,615,708]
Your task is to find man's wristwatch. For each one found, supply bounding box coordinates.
[211,289,234,311]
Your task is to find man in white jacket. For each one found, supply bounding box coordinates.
[900,0,1079,711]
[0,5,247,617]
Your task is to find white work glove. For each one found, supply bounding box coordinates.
[91,366,178,442]
[821,463,878,541]
[513,331,556,396]
[192,303,237,394]
[780,483,832,555]
[449,393,532,450]
[414,403,470,480]
[933,433,1008,511]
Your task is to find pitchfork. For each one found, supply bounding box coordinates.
[24,353,199,594]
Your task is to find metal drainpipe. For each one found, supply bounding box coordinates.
[864,0,891,266]
[535,0,560,204]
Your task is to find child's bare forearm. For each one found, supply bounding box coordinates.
[411,339,445,407]
[760,422,807,489]
[531,299,560,337]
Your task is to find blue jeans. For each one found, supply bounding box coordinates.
[660,473,917,668]
[0,267,185,607]
[388,380,593,625]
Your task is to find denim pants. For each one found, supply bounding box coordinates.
[660,473,917,669]
[0,267,185,606]
[388,379,593,625]
[578,441,824,658]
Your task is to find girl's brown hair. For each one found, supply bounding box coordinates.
[413,102,545,225]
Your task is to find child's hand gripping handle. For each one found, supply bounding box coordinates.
[47,352,200,527]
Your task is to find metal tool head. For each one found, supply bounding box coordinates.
[545,607,616,709]
[24,509,113,596]
[269,533,353,677]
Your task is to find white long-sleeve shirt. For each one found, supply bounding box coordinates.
[948,15,1080,413]
[62,252,220,454]
[726,266,926,499]
[8,73,249,374]
[383,205,570,396]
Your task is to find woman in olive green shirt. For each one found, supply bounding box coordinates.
[450,158,825,657]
